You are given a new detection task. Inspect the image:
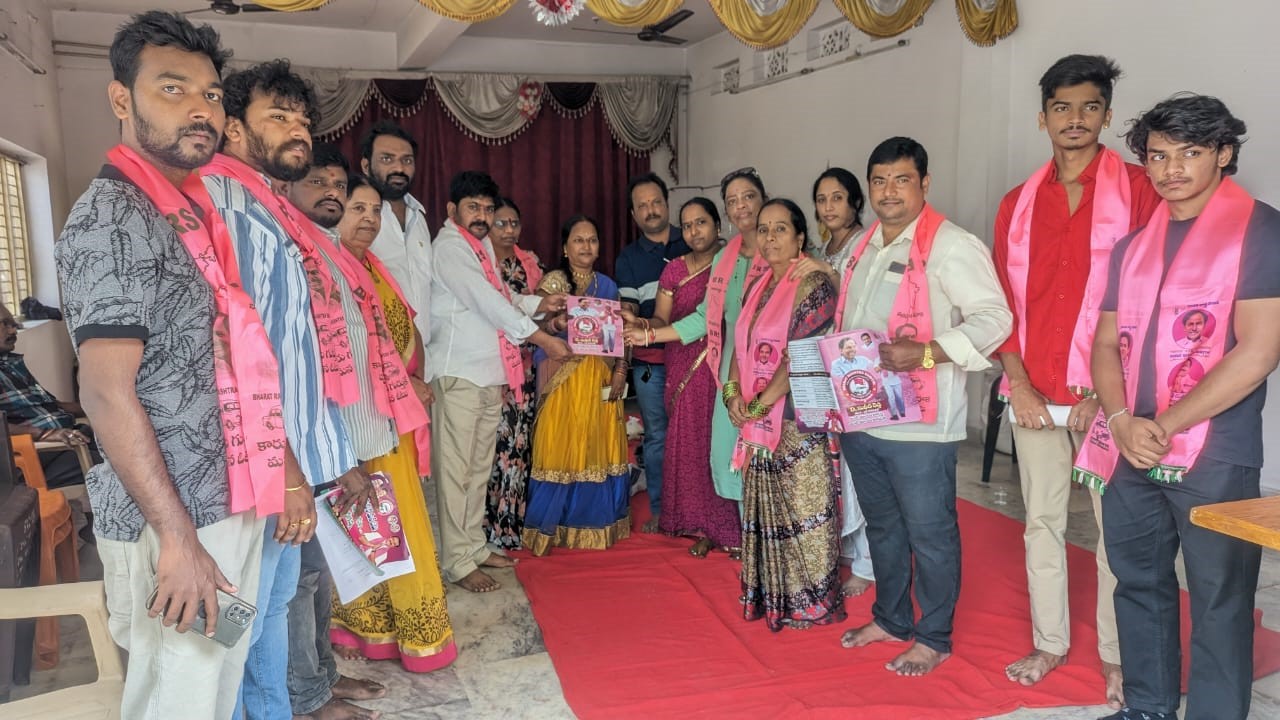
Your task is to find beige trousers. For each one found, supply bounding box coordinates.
[97,511,266,720]
[432,376,503,583]
[1012,422,1119,664]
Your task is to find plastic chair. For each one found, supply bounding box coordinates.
[0,581,123,719]
[10,433,80,669]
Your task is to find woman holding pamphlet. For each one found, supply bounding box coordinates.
[726,198,843,631]
[522,215,631,555]
[329,177,457,671]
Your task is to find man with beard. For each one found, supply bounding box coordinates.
[280,142,390,720]
[428,170,570,593]
[198,60,365,720]
[364,121,434,375]
[54,12,266,719]
[615,172,688,531]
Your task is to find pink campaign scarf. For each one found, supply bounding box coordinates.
[108,145,286,516]
[200,153,359,407]
[705,233,769,387]
[731,265,802,469]
[836,204,944,424]
[1073,177,1252,490]
[514,246,544,291]
[456,221,528,402]
[1002,147,1133,398]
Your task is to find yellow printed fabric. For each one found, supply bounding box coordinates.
[707,0,820,50]
[833,0,934,39]
[522,355,631,556]
[417,0,517,23]
[954,0,1017,46]
[251,0,330,9]
[586,0,684,28]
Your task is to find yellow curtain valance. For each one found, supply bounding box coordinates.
[832,0,933,39]
[585,0,685,28]
[707,0,821,51]
[416,0,519,23]
[250,0,332,9]
[954,0,1017,47]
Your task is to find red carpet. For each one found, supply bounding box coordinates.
[514,496,1280,719]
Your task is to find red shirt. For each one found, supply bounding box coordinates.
[993,148,1160,404]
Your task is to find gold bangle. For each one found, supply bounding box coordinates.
[285,484,308,492]
[746,397,772,419]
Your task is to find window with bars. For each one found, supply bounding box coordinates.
[0,152,32,317]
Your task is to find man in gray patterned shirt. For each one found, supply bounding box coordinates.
[54,12,266,720]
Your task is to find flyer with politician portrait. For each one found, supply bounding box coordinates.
[566,295,624,357]
[788,329,922,432]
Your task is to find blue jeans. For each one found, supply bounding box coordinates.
[286,537,338,715]
[1103,457,1260,719]
[632,361,668,518]
[840,433,960,654]
[236,517,302,720]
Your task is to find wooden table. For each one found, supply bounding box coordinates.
[1190,495,1280,551]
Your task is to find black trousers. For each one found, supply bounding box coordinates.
[1102,456,1261,719]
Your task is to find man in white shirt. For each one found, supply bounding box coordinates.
[363,120,434,367]
[429,170,570,593]
[837,137,1013,677]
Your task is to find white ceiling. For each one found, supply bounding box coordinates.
[46,0,724,47]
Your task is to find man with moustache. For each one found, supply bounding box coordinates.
[428,170,570,593]
[281,142,391,720]
[615,172,688,531]
[837,137,1012,677]
[364,121,434,376]
[198,61,364,720]
[54,12,265,718]
[992,54,1159,703]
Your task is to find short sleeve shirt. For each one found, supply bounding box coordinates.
[1101,200,1280,468]
[54,166,229,542]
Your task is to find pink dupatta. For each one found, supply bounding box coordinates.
[731,265,802,469]
[706,234,768,387]
[108,145,286,516]
[456,222,528,402]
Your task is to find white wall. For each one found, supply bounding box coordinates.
[0,0,69,307]
[683,0,1280,491]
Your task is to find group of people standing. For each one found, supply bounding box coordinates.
[49,8,1278,720]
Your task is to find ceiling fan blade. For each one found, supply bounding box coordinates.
[647,9,693,35]
[182,8,215,14]
[240,4,279,11]
[572,27,637,36]
[651,34,686,45]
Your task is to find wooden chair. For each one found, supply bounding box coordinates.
[10,433,80,669]
[0,582,124,719]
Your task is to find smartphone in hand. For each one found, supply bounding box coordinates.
[146,586,257,649]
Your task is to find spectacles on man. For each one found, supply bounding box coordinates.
[720,166,758,185]
[494,219,521,229]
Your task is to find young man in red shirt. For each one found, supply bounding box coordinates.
[992,54,1160,706]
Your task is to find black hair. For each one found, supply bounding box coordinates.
[558,213,601,280]
[222,59,320,128]
[719,168,767,203]
[1039,54,1123,110]
[110,11,230,90]
[679,196,721,229]
[496,196,522,218]
[867,137,928,179]
[1124,94,1247,177]
[345,174,373,198]
[359,120,419,162]
[811,167,865,227]
[838,337,856,350]
[758,198,808,244]
[309,142,348,174]
[449,170,500,205]
[627,172,669,209]
[1184,309,1208,323]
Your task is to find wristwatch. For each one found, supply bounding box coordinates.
[921,343,936,370]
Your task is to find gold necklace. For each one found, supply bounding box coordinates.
[571,268,595,292]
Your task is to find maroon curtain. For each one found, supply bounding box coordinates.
[327,83,648,275]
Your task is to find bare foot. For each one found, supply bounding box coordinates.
[886,641,950,676]
[1004,650,1065,686]
[641,516,661,533]
[297,697,381,720]
[331,644,364,662]
[841,576,874,597]
[454,568,501,593]
[688,538,714,558]
[840,621,904,649]
[1102,661,1125,710]
[331,675,387,701]
[480,552,518,569]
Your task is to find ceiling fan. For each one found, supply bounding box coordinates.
[573,9,694,45]
[184,0,310,15]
